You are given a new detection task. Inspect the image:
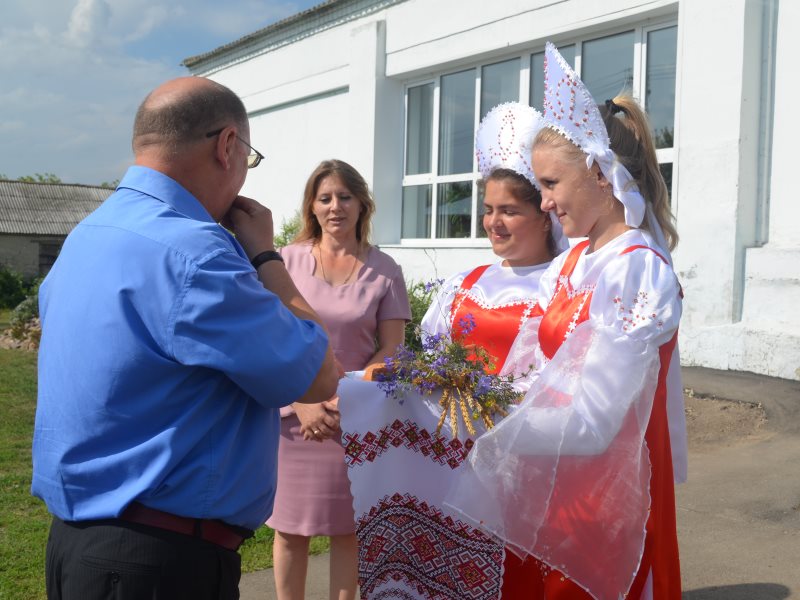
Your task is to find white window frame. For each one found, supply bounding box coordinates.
[401,17,679,245]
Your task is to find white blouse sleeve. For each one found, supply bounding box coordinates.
[591,247,682,346]
[419,272,466,341]
[498,255,563,386]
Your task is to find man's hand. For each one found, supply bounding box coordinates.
[223,196,274,259]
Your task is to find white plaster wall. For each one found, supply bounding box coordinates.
[674,0,800,380]
[671,0,750,329]
[238,90,353,231]
[384,0,676,78]
[192,0,800,379]
[767,1,800,248]
[380,246,497,284]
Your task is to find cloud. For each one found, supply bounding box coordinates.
[0,8,177,183]
[64,0,112,48]
[0,0,320,184]
[123,5,183,44]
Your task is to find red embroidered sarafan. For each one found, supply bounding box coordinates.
[512,240,682,600]
[450,265,540,374]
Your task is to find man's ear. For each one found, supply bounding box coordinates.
[213,127,238,170]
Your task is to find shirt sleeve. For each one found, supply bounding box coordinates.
[376,262,412,322]
[591,247,682,346]
[170,249,329,408]
[420,271,467,340]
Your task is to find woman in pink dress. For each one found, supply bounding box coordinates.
[267,160,411,600]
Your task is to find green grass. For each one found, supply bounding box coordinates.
[0,348,48,600]
[0,308,12,331]
[0,347,330,599]
[240,528,331,572]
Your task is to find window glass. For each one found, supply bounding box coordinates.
[436,181,473,238]
[646,26,678,149]
[481,58,520,119]
[406,83,434,175]
[439,69,476,175]
[582,31,635,104]
[530,45,575,111]
[401,185,432,238]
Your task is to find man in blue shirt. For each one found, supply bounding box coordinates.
[32,77,341,599]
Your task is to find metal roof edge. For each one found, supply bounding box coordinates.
[182,0,406,74]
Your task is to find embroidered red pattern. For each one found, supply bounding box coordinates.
[343,419,475,470]
[357,493,503,600]
[612,291,664,332]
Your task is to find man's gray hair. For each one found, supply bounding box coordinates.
[132,79,247,152]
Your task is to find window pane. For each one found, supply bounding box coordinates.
[402,185,432,238]
[530,45,575,111]
[659,162,673,204]
[437,181,472,238]
[647,26,678,149]
[439,69,476,175]
[582,31,634,104]
[406,83,434,175]
[481,58,520,119]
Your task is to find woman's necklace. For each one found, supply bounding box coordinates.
[317,244,360,286]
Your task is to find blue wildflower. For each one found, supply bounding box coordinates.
[457,313,477,336]
[474,374,493,397]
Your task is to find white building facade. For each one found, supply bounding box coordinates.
[185,0,799,381]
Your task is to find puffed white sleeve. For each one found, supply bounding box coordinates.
[499,254,563,388]
[419,272,466,341]
[591,248,682,346]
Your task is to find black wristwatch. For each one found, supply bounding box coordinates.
[250,250,284,269]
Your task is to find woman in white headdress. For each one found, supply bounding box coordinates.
[421,102,567,380]
[420,101,571,595]
[447,44,687,600]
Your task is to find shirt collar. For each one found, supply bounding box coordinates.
[117,166,217,224]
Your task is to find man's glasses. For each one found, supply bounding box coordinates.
[205,129,264,169]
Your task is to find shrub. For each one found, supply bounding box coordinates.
[0,265,28,309]
[404,280,437,351]
[274,211,302,249]
[8,280,41,349]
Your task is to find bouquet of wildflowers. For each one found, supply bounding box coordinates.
[376,313,521,440]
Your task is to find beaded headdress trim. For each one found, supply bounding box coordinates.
[475,101,569,252]
[542,42,646,228]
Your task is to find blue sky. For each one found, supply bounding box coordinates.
[0,0,321,185]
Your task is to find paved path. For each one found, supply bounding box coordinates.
[241,367,800,599]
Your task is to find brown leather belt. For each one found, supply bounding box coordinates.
[120,502,252,551]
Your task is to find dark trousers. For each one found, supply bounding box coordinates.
[46,517,241,600]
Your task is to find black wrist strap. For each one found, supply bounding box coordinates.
[250,250,283,269]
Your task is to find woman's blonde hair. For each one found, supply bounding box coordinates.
[534,94,678,250]
[294,159,375,249]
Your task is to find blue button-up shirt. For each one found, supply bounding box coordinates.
[32,166,328,530]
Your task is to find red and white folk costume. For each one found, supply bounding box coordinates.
[421,261,550,376]
[448,230,685,600]
[444,43,687,600]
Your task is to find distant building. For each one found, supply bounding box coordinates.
[184,0,799,381]
[0,180,111,277]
